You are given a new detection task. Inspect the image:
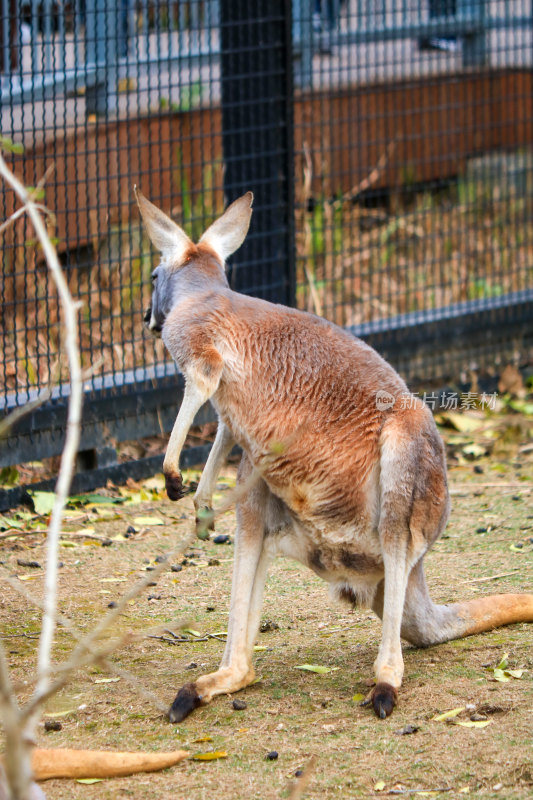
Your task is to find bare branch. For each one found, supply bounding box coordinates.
[0,152,83,800]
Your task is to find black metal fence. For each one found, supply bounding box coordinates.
[1,1,532,506]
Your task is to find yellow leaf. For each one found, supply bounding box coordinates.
[76,778,103,784]
[99,577,127,583]
[94,677,121,684]
[73,527,95,536]
[458,788,470,794]
[192,751,228,761]
[17,574,39,581]
[432,707,465,722]
[374,780,386,792]
[455,720,491,729]
[253,646,268,651]
[182,628,202,638]
[352,693,365,702]
[60,541,77,548]
[133,516,164,526]
[192,735,213,743]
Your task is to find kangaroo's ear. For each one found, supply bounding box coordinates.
[135,187,193,261]
[199,192,253,263]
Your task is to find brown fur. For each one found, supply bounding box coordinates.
[135,189,533,722]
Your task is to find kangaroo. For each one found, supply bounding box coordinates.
[135,188,533,722]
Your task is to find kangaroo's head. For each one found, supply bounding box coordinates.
[135,188,253,336]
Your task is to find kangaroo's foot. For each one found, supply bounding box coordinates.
[168,665,256,723]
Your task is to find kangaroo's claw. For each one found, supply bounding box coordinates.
[370,682,398,719]
[168,683,202,723]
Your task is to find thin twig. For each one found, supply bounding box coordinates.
[0,529,112,542]
[462,570,520,584]
[384,789,452,796]
[301,141,323,317]
[0,202,51,237]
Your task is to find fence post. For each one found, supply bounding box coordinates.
[219,0,296,307]
[85,0,119,116]
[460,0,487,68]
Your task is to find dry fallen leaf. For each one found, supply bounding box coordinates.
[133,516,164,526]
[435,412,484,433]
[374,780,386,792]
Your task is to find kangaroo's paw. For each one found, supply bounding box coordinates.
[195,505,215,540]
[168,682,202,723]
[370,682,398,719]
[165,471,186,502]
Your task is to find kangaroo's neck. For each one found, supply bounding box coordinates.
[170,260,229,306]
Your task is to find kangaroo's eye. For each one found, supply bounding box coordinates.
[151,273,158,283]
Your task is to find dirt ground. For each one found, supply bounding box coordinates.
[0,409,532,799]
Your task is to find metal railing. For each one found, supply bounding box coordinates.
[3,1,532,109]
[0,0,531,508]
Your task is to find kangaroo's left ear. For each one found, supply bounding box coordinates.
[199,192,253,263]
[135,186,193,262]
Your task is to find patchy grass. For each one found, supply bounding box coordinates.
[0,416,532,799]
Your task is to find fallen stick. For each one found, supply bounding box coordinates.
[26,748,189,780]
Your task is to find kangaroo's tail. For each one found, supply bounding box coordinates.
[373,559,533,647]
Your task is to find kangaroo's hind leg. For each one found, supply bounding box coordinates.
[371,411,449,718]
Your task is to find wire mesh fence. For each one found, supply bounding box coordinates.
[0,0,532,499]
